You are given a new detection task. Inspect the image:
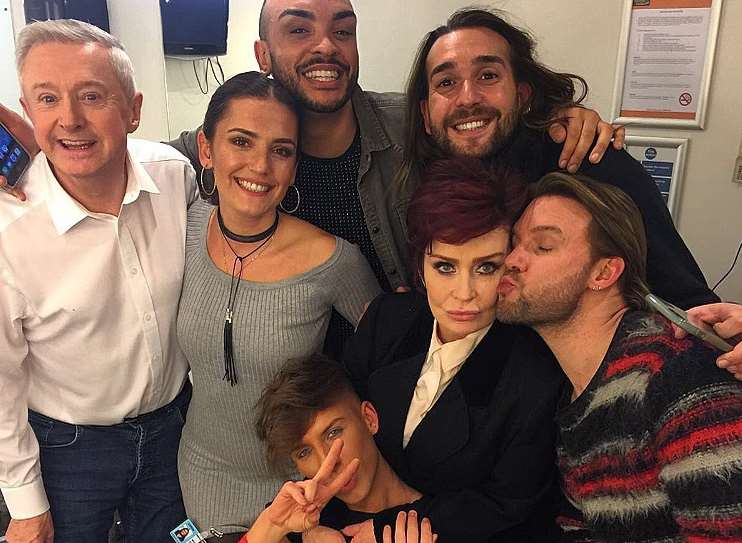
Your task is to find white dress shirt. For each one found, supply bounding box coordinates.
[0,138,197,519]
[403,320,493,448]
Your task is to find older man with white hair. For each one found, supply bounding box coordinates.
[0,20,196,543]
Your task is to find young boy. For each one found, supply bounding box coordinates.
[244,353,434,543]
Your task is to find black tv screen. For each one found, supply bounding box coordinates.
[160,0,229,56]
[24,0,110,32]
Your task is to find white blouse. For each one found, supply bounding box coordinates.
[403,320,492,447]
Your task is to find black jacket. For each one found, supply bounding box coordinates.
[343,292,565,543]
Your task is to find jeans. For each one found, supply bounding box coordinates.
[28,381,191,543]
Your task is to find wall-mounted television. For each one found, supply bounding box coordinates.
[24,0,110,32]
[160,0,229,56]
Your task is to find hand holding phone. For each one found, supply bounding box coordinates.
[646,293,734,352]
[0,120,31,189]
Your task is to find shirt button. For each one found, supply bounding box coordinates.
[372,226,380,234]
[145,313,152,322]
[131,267,138,275]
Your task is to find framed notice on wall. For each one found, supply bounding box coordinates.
[611,0,722,129]
[625,136,688,219]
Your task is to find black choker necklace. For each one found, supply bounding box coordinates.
[217,208,279,244]
[216,207,280,386]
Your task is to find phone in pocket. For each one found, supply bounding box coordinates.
[0,120,32,188]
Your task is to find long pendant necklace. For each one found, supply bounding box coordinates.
[217,209,279,385]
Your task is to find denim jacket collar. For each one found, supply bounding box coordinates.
[352,85,392,154]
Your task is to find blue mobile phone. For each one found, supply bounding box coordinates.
[0,121,31,188]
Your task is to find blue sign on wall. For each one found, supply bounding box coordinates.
[641,160,674,203]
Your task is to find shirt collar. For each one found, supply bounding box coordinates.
[429,320,494,374]
[44,143,160,235]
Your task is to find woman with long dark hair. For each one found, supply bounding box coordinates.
[176,72,379,540]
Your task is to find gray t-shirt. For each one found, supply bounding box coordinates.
[176,199,380,534]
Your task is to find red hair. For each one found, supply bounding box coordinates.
[407,158,528,282]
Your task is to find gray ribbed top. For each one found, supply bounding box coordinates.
[176,200,380,533]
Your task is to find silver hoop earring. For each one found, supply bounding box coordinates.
[279,184,300,214]
[199,167,216,197]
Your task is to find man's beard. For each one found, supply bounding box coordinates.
[429,103,520,159]
[497,265,592,328]
[270,53,357,114]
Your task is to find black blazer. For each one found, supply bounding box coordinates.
[343,292,565,543]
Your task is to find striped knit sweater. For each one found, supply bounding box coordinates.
[556,311,742,542]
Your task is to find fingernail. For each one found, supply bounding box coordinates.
[590,153,599,162]
[568,163,578,173]
[559,160,567,169]
[718,358,729,368]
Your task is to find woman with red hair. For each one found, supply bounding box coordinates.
[344,158,563,542]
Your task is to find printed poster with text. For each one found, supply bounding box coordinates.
[620,0,712,121]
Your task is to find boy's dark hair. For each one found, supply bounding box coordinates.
[255,353,358,471]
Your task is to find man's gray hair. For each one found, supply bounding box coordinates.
[16,19,137,101]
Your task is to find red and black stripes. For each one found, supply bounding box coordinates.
[556,311,742,542]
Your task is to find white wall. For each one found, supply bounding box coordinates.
[637,2,742,303]
[0,0,22,114]
[164,0,259,137]
[107,0,169,141]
